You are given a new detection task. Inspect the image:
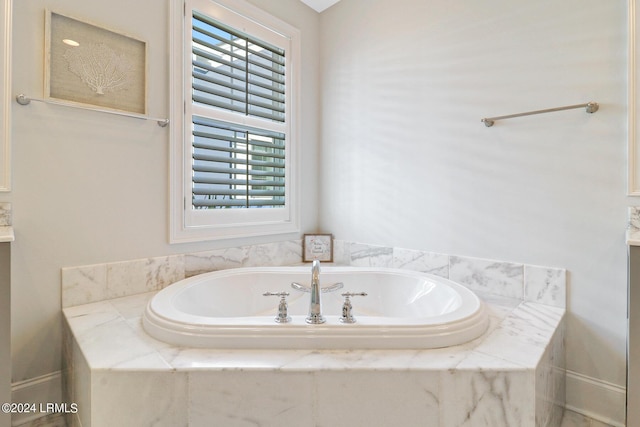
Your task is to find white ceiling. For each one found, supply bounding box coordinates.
[299,0,342,13]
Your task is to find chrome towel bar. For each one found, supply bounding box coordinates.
[15,94,169,127]
[481,102,599,127]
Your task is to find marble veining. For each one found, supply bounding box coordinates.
[61,255,185,308]
[630,206,640,232]
[449,255,524,299]
[0,202,10,226]
[185,246,250,277]
[440,368,534,426]
[185,240,302,277]
[0,203,12,242]
[525,265,566,308]
[348,242,394,267]
[629,206,640,245]
[392,247,449,278]
[61,264,108,309]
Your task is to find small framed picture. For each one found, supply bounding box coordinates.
[303,234,333,263]
[45,10,147,115]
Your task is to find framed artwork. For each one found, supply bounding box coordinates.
[303,234,333,263]
[45,10,147,115]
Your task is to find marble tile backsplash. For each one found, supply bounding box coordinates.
[629,206,640,242]
[630,206,640,229]
[61,240,302,308]
[0,202,11,226]
[336,241,565,308]
[184,240,302,277]
[61,239,566,309]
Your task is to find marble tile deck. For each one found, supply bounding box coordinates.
[63,288,565,427]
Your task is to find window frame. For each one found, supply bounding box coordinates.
[170,0,301,243]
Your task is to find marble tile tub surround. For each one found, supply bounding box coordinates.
[62,239,566,426]
[63,288,565,427]
[61,239,566,309]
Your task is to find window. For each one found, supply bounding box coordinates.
[170,0,300,242]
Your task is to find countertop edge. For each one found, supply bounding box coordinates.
[0,227,14,242]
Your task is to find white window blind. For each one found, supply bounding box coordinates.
[190,10,287,210]
[192,117,285,208]
[192,11,286,123]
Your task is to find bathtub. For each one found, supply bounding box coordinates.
[142,266,489,349]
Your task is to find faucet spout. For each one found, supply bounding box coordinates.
[306,260,325,324]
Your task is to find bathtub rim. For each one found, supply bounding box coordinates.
[142,266,490,349]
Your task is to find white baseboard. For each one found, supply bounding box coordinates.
[11,371,62,426]
[565,369,626,427]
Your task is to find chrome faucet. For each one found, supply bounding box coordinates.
[290,260,343,324]
[307,260,324,324]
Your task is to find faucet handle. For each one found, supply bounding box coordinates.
[291,282,344,293]
[322,282,344,293]
[263,291,290,297]
[291,282,310,292]
[341,292,368,298]
[340,292,367,324]
[263,292,292,323]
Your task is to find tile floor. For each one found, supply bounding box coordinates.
[19,409,619,427]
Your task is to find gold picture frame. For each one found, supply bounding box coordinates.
[303,234,333,263]
[45,10,147,115]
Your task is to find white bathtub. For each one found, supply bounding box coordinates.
[142,266,489,349]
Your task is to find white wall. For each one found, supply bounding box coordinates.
[2,0,320,384]
[319,0,628,421]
